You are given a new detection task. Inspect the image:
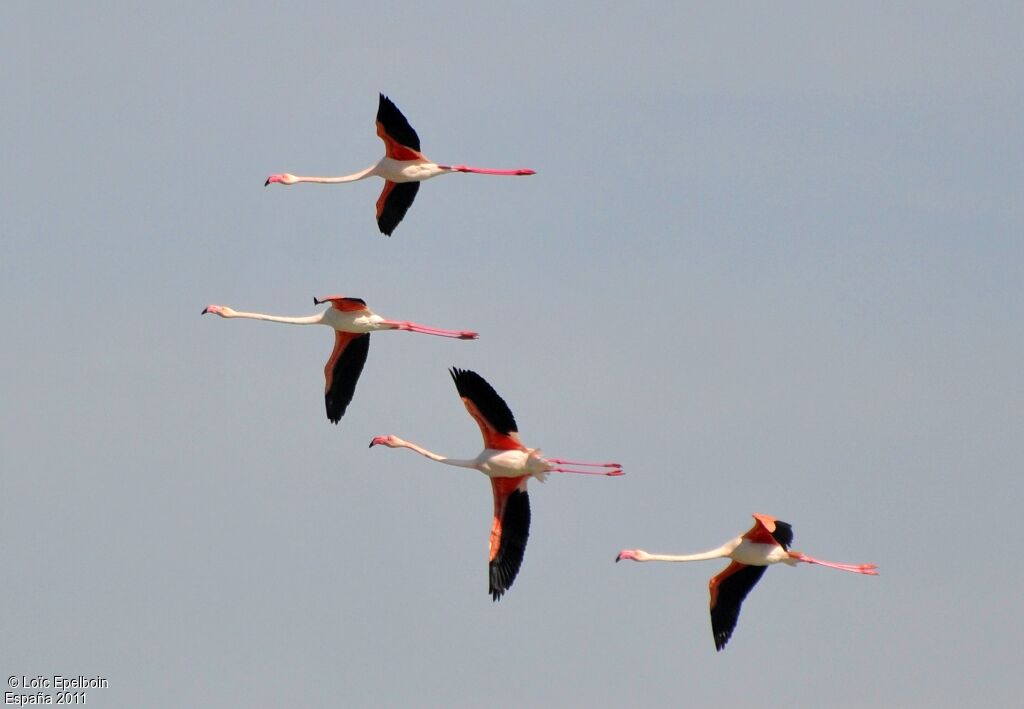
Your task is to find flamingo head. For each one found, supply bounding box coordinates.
[615,549,650,563]
[265,173,297,186]
[201,304,236,317]
[369,435,399,449]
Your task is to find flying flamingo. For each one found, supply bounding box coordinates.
[201,296,477,423]
[265,94,536,236]
[616,514,878,650]
[370,367,623,600]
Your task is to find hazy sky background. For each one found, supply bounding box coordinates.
[2,3,1022,707]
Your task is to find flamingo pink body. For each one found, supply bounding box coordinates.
[616,514,878,650]
[265,94,535,235]
[370,367,623,600]
[201,296,476,424]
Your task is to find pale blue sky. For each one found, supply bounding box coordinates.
[2,3,1022,707]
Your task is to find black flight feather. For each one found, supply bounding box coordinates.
[711,564,767,651]
[449,368,518,436]
[324,333,370,423]
[378,182,419,236]
[770,520,794,550]
[377,94,420,151]
[489,489,530,601]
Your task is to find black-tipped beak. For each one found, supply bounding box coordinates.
[313,297,322,305]
[368,440,376,448]
[264,178,271,186]
[201,307,209,315]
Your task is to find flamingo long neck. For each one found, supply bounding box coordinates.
[640,543,737,563]
[290,166,377,184]
[223,311,324,326]
[392,438,479,469]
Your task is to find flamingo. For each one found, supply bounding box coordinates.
[201,296,477,424]
[616,514,878,651]
[370,367,623,600]
[265,94,536,236]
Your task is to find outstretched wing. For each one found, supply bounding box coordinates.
[376,93,422,160]
[489,476,531,601]
[376,181,420,236]
[323,332,370,423]
[744,514,793,550]
[709,562,768,651]
[449,367,523,450]
[768,520,793,550]
[314,295,368,311]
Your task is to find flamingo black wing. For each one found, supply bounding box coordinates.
[709,562,768,651]
[324,332,370,423]
[745,514,793,549]
[449,367,522,450]
[314,295,367,309]
[769,520,794,550]
[376,181,420,236]
[377,94,421,153]
[489,477,531,601]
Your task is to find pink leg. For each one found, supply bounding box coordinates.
[442,164,536,176]
[547,458,622,468]
[382,320,478,339]
[793,553,878,575]
[549,466,624,477]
